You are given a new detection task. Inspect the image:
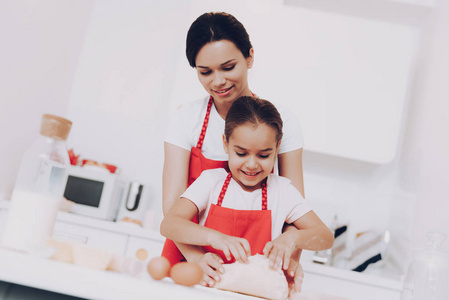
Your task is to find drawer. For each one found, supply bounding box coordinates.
[53,221,128,255]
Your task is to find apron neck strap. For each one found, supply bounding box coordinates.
[196,96,214,149]
[217,173,268,210]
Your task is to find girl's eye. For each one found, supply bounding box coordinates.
[236,152,246,157]
[259,154,270,159]
[223,65,235,71]
[200,70,212,76]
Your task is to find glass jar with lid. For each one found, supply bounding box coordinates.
[2,114,72,253]
[401,231,449,300]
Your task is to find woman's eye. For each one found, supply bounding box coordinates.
[200,70,212,76]
[223,65,235,71]
[259,154,270,159]
[236,152,246,157]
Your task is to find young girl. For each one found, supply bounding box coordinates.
[161,97,334,291]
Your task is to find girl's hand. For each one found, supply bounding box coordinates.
[196,252,225,287]
[209,233,251,263]
[263,230,298,270]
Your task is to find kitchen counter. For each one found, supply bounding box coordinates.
[0,247,403,300]
[54,211,403,295]
[0,201,403,299]
[0,248,254,300]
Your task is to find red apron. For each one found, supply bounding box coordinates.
[202,172,272,263]
[161,96,228,266]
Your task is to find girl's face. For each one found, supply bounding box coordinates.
[195,40,254,106]
[223,123,280,192]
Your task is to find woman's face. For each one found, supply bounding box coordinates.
[195,40,254,106]
[223,123,280,192]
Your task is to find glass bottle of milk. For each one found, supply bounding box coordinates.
[2,114,72,253]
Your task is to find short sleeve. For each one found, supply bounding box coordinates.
[180,169,219,212]
[277,105,304,154]
[164,104,194,151]
[283,182,312,224]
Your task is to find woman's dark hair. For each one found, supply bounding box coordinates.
[186,12,252,68]
[225,96,283,143]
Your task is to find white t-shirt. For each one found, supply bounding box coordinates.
[165,97,304,161]
[181,168,312,240]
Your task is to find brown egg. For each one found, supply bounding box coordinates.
[147,256,171,280]
[170,262,203,287]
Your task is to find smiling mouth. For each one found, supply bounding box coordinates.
[213,86,233,94]
[242,170,261,176]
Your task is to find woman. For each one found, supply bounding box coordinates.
[162,12,306,293]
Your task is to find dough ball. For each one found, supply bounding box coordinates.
[215,254,288,300]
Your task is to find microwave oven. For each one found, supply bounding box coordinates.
[63,165,125,221]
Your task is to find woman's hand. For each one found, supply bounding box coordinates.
[285,252,303,296]
[263,230,299,270]
[263,234,304,296]
[196,252,225,287]
[209,232,251,263]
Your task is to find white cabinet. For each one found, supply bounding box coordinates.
[303,271,401,300]
[53,221,129,255]
[52,211,165,260]
[301,262,402,300]
[52,214,166,280]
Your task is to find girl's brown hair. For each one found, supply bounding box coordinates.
[225,96,283,143]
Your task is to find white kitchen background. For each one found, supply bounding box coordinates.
[1,0,449,279]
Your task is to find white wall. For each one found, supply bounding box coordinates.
[65,0,193,214]
[0,0,94,199]
[406,0,449,250]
